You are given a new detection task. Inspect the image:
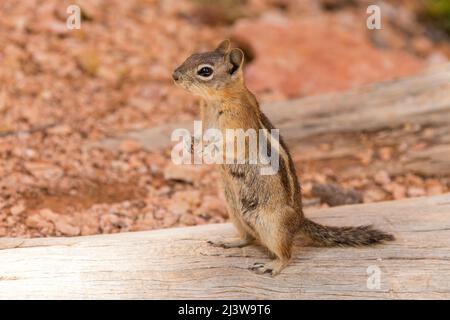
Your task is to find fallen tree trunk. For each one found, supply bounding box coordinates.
[88,63,450,177]
[1,194,449,299]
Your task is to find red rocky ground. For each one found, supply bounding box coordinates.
[0,0,449,237]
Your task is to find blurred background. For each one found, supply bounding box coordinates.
[0,0,449,238]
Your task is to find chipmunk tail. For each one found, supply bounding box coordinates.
[301,218,395,247]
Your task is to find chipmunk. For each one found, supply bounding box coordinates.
[172,40,394,276]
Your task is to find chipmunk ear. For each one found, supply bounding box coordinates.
[215,39,231,54]
[227,48,244,75]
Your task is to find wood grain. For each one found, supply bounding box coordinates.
[1,194,449,299]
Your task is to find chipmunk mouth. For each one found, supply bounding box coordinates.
[173,77,189,90]
[172,73,196,93]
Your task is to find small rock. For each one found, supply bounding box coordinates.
[346,178,368,189]
[357,149,374,165]
[81,223,99,236]
[386,183,406,200]
[10,203,26,216]
[168,200,190,215]
[162,214,179,228]
[405,173,424,186]
[24,148,37,158]
[312,183,363,206]
[25,215,43,229]
[154,209,165,220]
[179,213,196,226]
[363,188,386,203]
[99,213,118,233]
[39,208,60,222]
[76,51,100,76]
[141,211,156,223]
[24,162,64,180]
[25,214,54,233]
[54,220,80,236]
[427,184,443,196]
[44,20,68,35]
[155,185,171,196]
[378,147,393,161]
[426,180,444,196]
[412,142,427,151]
[374,170,391,185]
[196,195,227,217]
[426,52,448,66]
[164,164,203,184]
[119,139,141,153]
[407,187,426,198]
[172,190,201,207]
[411,36,433,56]
[313,174,327,184]
[48,124,72,135]
[302,181,313,196]
[319,143,331,151]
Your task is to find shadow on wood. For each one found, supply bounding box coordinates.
[1,194,449,299]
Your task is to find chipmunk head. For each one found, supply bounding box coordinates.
[172,40,245,100]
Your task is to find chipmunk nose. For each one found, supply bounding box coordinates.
[172,70,181,81]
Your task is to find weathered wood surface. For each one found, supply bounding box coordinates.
[88,63,450,177]
[1,194,449,299]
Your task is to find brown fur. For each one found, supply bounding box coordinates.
[173,40,394,276]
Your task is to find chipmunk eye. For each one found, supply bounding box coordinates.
[197,66,213,78]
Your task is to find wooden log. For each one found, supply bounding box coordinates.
[265,64,450,139]
[1,194,449,299]
[86,63,450,177]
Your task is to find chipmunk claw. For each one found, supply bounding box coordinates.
[250,262,276,276]
[207,240,227,248]
[250,262,264,269]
